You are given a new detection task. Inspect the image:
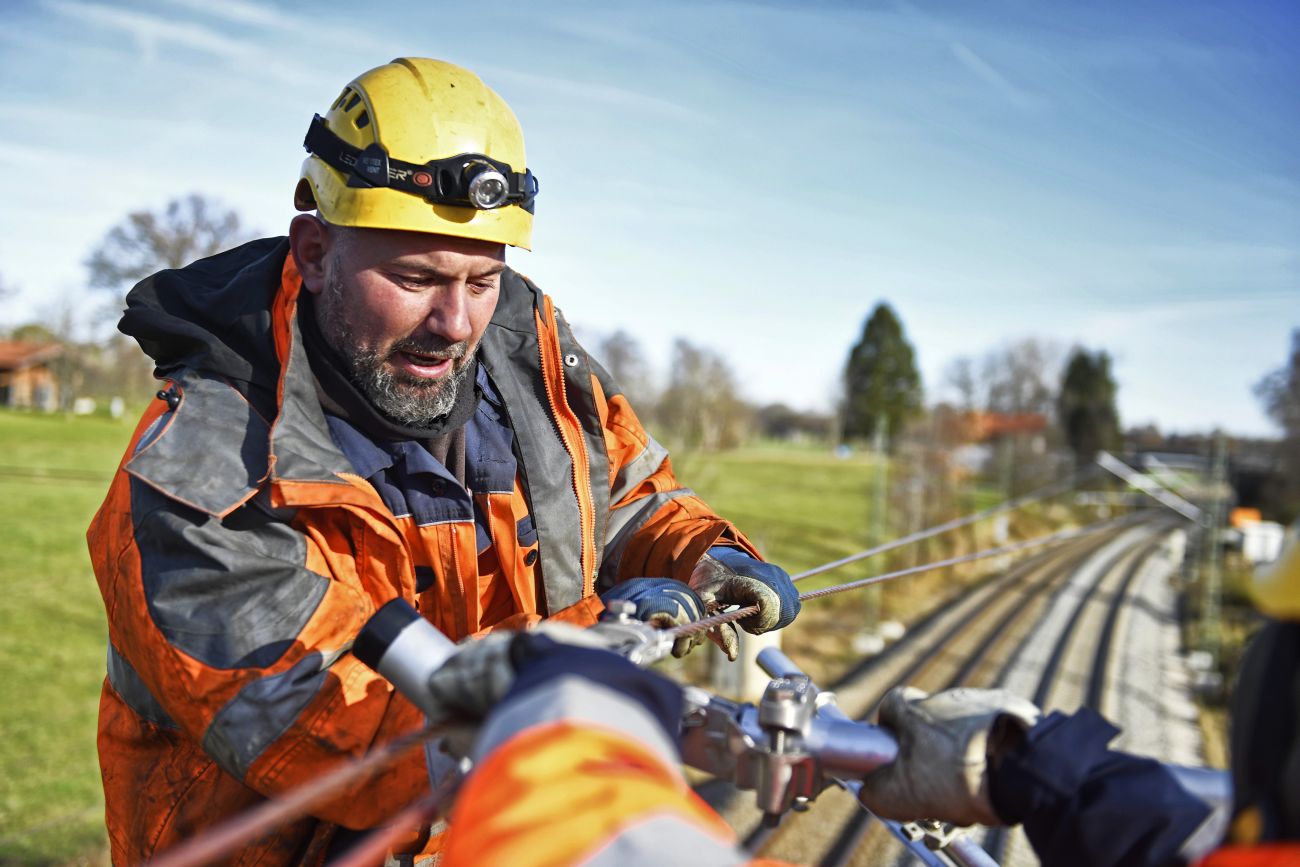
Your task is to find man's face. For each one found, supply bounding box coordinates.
[310,225,505,427]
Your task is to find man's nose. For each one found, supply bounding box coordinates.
[423,285,473,344]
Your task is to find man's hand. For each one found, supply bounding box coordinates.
[424,623,620,753]
[857,686,1041,827]
[600,578,709,658]
[688,547,801,661]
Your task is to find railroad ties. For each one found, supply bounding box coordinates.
[694,516,1206,867]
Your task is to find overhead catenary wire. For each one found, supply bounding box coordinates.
[668,513,1141,642]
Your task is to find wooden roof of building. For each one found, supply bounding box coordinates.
[0,340,62,371]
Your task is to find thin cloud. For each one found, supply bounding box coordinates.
[41,0,247,60]
[949,41,1043,110]
[480,65,702,122]
[39,0,319,85]
[155,0,394,55]
[154,0,298,30]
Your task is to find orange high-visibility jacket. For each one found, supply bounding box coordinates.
[88,238,757,865]
[442,648,789,867]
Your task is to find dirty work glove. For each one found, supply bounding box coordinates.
[858,686,1042,827]
[601,577,709,658]
[688,546,801,661]
[426,623,615,723]
[424,623,621,754]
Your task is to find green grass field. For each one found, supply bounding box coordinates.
[0,411,136,865]
[0,413,895,865]
[672,444,884,580]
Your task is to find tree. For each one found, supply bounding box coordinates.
[943,355,981,411]
[754,403,833,442]
[9,322,57,343]
[86,194,248,298]
[841,302,922,445]
[1254,328,1300,521]
[1058,347,1121,468]
[982,338,1060,416]
[972,338,1065,495]
[1256,329,1300,441]
[596,329,656,411]
[657,338,751,450]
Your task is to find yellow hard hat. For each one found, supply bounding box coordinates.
[1253,519,1300,621]
[296,58,537,249]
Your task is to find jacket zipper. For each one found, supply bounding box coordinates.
[535,298,597,596]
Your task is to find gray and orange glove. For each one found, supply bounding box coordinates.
[857,686,1041,827]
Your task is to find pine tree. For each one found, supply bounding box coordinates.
[841,302,923,445]
[1057,348,1121,467]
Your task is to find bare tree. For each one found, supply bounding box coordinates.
[943,355,981,411]
[977,338,1066,495]
[982,338,1061,416]
[657,338,752,450]
[86,194,249,298]
[596,329,657,411]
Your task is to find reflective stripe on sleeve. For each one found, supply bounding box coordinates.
[599,488,693,587]
[201,648,344,779]
[106,643,177,729]
[610,436,670,505]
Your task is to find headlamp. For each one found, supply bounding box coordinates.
[304,115,538,213]
[465,163,510,209]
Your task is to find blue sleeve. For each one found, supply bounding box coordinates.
[989,708,1211,867]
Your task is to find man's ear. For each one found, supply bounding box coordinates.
[288,214,330,295]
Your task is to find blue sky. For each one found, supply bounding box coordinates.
[1,0,1296,436]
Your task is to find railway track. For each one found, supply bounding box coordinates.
[985,523,1174,867]
[697,515,1187,866]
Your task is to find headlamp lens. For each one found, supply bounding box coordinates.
[467,166,509,209]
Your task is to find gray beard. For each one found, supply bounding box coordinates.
[317,271,475,428]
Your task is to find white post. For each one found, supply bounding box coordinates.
[712,628,784,701]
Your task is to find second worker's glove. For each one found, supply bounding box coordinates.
[424,622,626,754]
[689,546,801,661]
[857,686,1042,827]
[600,577,709,658]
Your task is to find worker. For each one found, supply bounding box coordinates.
[88,57,800,865]
[413,521,1299,866]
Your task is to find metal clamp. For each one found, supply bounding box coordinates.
[596,600,676,666]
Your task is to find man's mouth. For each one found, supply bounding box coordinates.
[393,349,455,380]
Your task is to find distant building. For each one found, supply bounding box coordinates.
[965,411,1049,442]
[1228,508,1286,565]
[948,411,1051,479]
[0,340,62,410]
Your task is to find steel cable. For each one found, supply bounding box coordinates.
[146,726,442,867]
[327,776,459,867]
[148,473,1113,866]
[790,466,1098,583]
[667,513,1140,642]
